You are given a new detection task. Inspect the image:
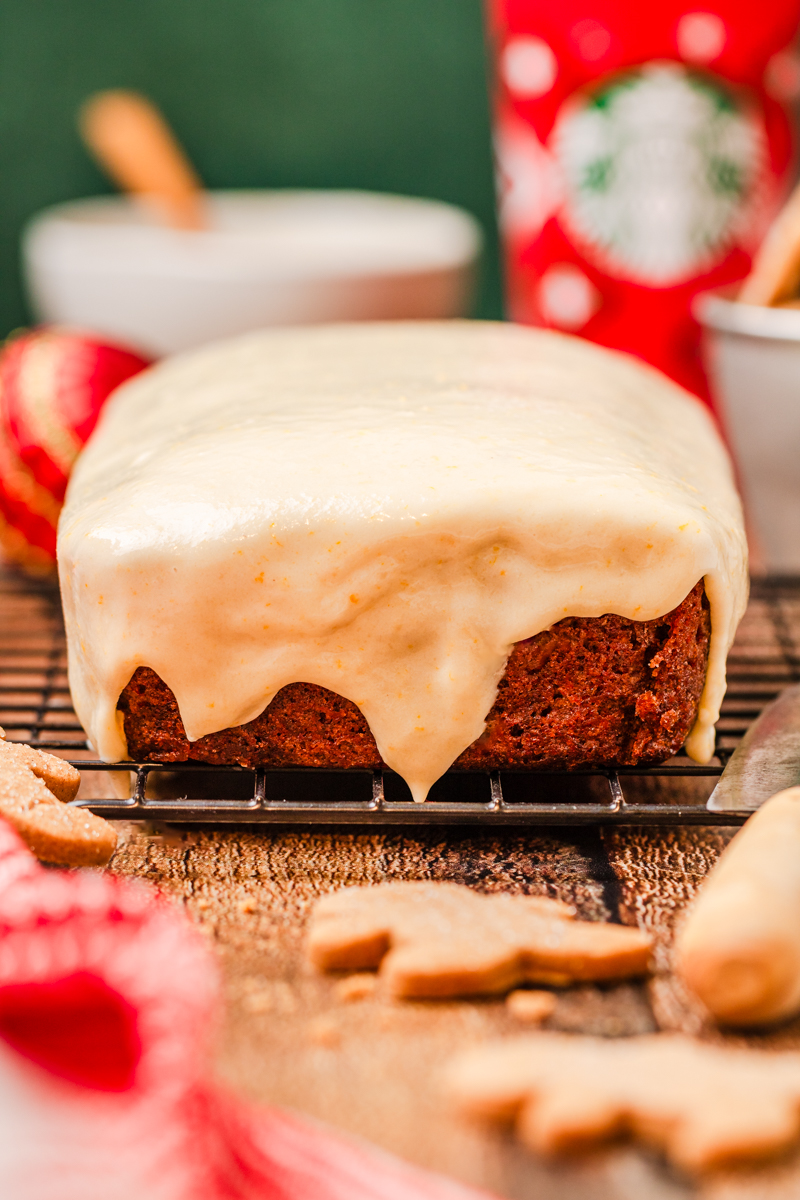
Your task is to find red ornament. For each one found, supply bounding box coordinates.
[0,329,151,573]
[486,0,800,402]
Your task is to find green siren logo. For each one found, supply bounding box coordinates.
[552,63,768,286]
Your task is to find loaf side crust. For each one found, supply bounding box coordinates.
[118,581,710,771]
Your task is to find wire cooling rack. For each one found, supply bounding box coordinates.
[1,568,796,826]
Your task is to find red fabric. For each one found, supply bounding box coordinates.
[486,1,800,401]
[0,821,495,1200]
[0,329,151,571]
[0,974,140,1092]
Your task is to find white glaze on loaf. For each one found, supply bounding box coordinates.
[57,321,748,800]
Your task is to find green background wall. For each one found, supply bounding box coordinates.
[0,0,502,340]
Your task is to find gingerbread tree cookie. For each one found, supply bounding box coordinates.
[307,881,652,998]
[0,728,116,866]
[446,1032,800,1172]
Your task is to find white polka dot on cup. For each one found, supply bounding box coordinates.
[676,12,726,64]
[570,19,612,63]
[538,265,600,330]
[502,37,558,99]
[765,50,800,100]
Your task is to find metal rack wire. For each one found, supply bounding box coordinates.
[2,569,797,826]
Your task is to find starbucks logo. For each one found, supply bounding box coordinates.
[552,63,768,286]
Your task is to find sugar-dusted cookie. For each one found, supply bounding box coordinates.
[446,1032,800,1172]
[0,729,116,866]
[307,881,652,998]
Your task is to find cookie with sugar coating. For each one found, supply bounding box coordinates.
[446,1031,800,1173]
[0,729,116,866]
[307,881,652,998]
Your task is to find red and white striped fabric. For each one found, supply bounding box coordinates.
[0,822,495,1200]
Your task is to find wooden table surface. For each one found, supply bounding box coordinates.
[106,786,800,1200]
[5,569,800,1198]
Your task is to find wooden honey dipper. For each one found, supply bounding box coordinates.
[79,90,206,231]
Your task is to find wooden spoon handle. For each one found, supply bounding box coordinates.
[738,179,800,307]
[79,90,206,231]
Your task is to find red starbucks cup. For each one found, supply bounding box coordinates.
[485,0,800,401]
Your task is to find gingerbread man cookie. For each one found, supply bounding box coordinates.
[446,1032,800,1173]
[307,881,652,998]
[0,728,116,866]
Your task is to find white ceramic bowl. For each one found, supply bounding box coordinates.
[22,190,482,357]
[695,292,800,573]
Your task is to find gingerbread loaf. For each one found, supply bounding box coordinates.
[58,322,747,799]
